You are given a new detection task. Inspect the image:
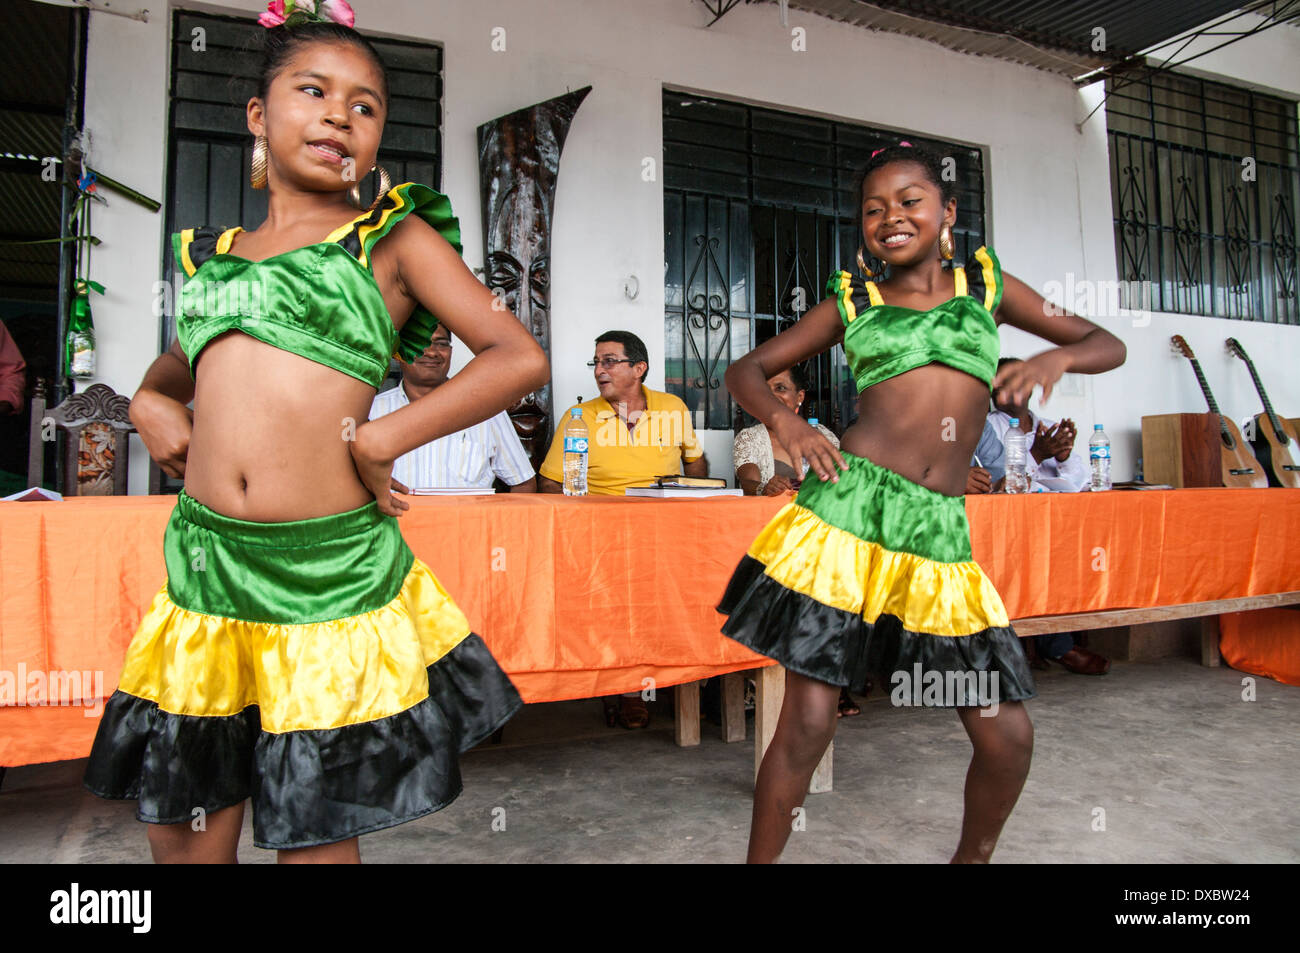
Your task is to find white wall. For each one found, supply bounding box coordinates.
[1151,11,1300,100]
[64,0,1299,491]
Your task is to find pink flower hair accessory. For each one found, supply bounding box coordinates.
[259,0,356,29]
[870,140,913,159]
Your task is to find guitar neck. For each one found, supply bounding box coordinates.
[1185,357,1234,444]
[1188,358,1222,416]
[1239,354,1289,446]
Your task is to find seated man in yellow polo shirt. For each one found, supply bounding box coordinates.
[539,330,710,730]
[538,330,708,495]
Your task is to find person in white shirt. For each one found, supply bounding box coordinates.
[369,324,536,492]
[985,359,1109,675]
[986,357,1089,493]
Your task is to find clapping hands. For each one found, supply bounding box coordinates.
[1032,417,1077,463]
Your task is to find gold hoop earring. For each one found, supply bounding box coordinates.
[856,246,874,278]
[350,165,393,210]
[939,224,955,261]
[368,164,392,210]
[250,135,268,190]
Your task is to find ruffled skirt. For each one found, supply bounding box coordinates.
[717,450,1035,706]
[83,490,522,849]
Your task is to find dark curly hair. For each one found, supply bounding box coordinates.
[783,362,810,395]
[851,142,957,265]
[257,20,389,106]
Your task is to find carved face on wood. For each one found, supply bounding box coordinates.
[485,248,550,342]
[477,87,590,465]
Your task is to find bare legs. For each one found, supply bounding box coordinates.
[748,671,840,863]
[147,802,245,864]
[277,838,360,864]
[747,672,1034,863]
[950,700,1033,863]
[145,802,361,864]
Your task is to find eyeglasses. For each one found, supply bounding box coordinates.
[587,358,637,369]
[428,340,452,350]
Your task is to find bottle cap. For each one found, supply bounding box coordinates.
[1008,417,1019,426]
[1094,424,1103,430]
[571,408,582,418]
[808,417,819,427]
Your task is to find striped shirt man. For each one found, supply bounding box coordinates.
[369,381,535,490]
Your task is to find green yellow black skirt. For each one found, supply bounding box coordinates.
[83,490,522,850]
[718,450,1035,706]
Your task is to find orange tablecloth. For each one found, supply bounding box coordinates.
[2,488,1298,766]
[1219,608,1300,687]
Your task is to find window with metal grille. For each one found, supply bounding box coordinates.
[163,9,444,349]
[1106,69,1299,324]
[663,90,987,434]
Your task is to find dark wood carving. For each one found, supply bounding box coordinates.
[477,86,591,470]
[27,381,135,496]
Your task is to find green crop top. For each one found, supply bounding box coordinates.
[171,181,462,388]
[826,245,1003,393]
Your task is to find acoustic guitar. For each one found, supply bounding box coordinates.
[1225,337,1300,488]
[1170,335,1267,488]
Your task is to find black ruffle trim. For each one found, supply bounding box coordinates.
[82,633,522,849]
[718,555,1037,704]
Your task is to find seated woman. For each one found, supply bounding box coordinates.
[733,364,862,717]
[733,365,840,495]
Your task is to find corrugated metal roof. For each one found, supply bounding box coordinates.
[754,0,1261,76]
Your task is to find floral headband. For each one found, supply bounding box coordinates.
[259,0,356,29]
[871,140,913,159]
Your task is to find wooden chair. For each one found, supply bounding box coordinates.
[27,382,135,497]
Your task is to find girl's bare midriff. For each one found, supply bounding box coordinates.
[838,363,989,497]
[184,331,378,522]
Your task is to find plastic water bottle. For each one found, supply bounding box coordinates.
[1004,418,1029,493]
[800,418,820,479]
[563,407,589,496]
[1090,424,1112,491]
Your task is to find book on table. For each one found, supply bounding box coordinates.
[407,487,497,496]
[1,487,63,502]
[624,475,742,499]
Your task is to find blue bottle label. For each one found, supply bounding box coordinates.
[1090,446,1110,459]
[564,436,589,454]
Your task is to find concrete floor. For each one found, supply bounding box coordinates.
[2,657,1296,863]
